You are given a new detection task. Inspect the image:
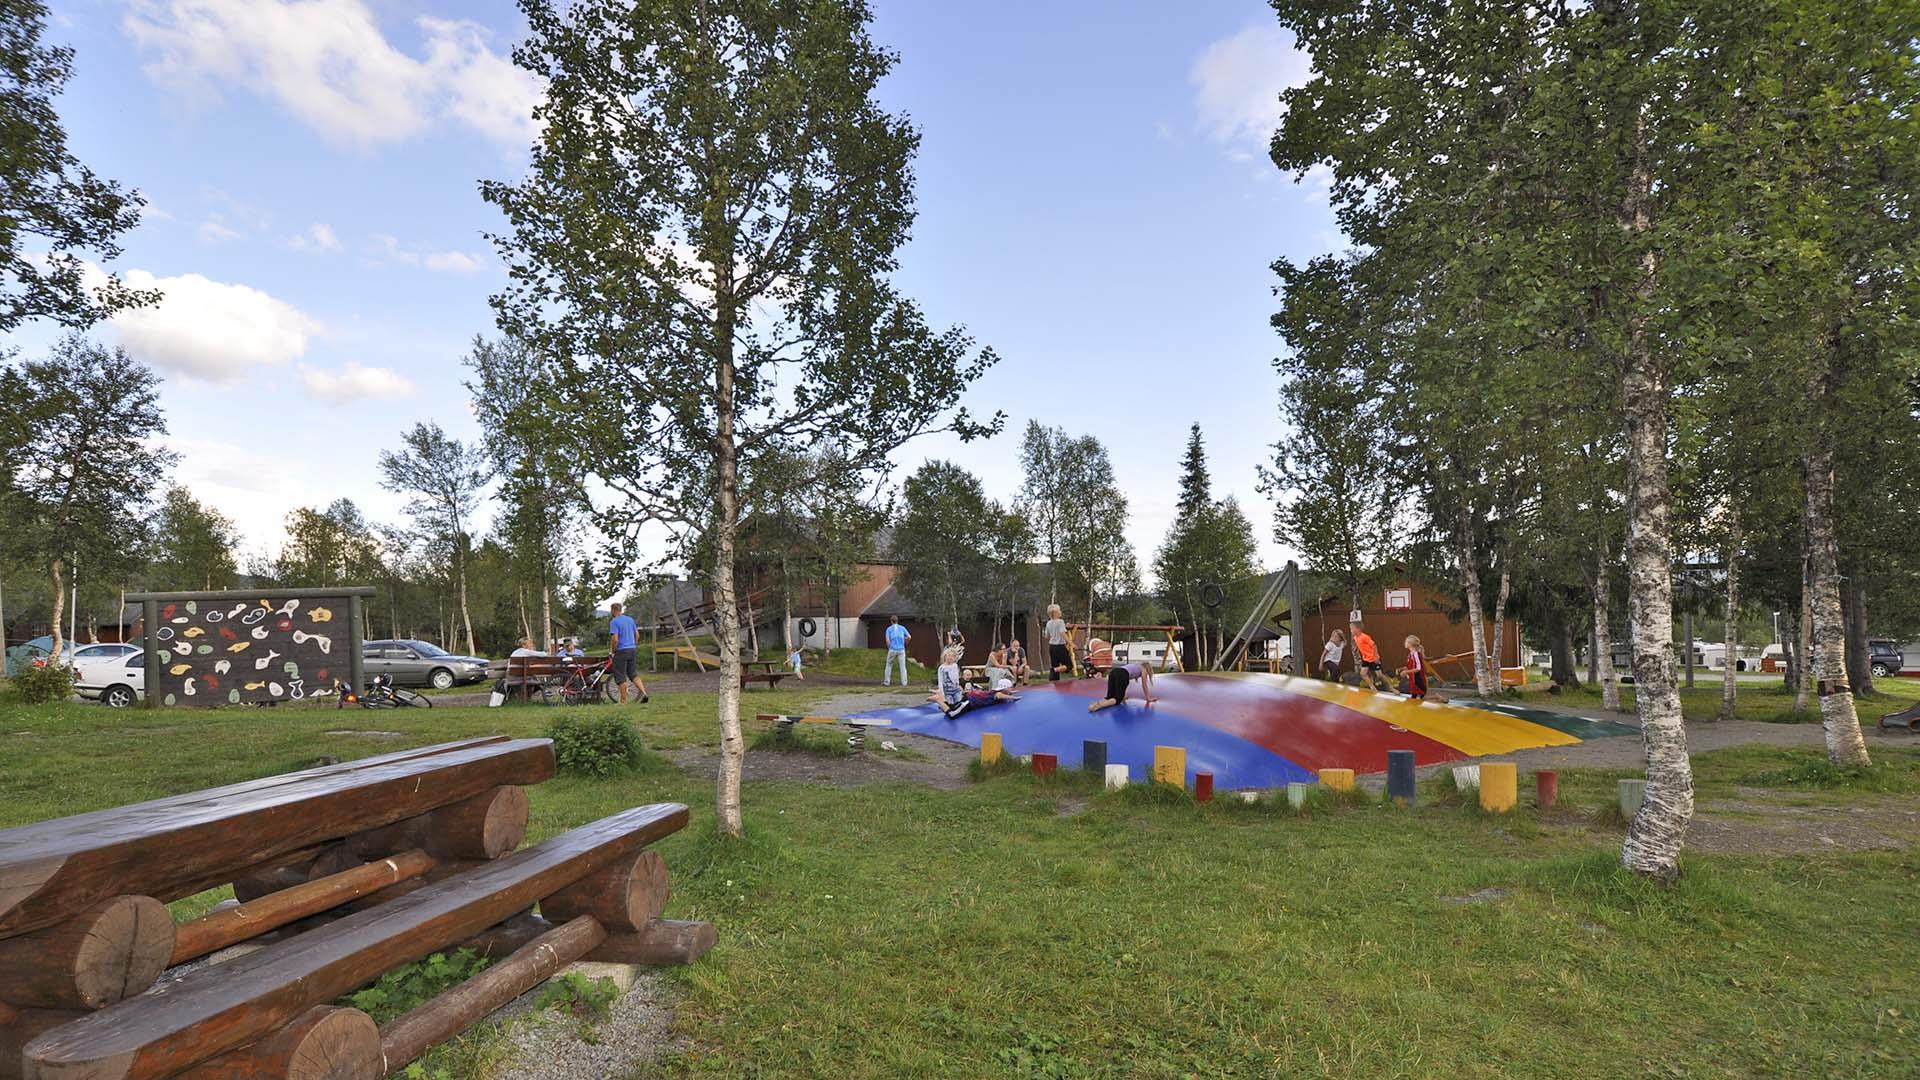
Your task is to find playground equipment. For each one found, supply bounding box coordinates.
[1066,623,1185,675]
[0,738,712,1079]
[1215,563,1303,672]
[851,669,1635,791]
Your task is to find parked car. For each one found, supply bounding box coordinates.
[361,639,491,689]
[1868,639,1905,679]
[69,641,142,687]
[74,649,145,708]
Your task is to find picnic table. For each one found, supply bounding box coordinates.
[740,659,788,690]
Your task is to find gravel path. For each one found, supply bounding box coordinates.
[491,970,681,1080]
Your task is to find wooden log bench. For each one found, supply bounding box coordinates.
[0,737,714,1080]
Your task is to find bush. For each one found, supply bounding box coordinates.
[10,662,75,704]
[548,712,644,777]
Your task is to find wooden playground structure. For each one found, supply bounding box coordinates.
[1065,623,1186,675]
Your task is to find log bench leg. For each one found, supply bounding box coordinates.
[0,896,174,1010]
[174,1005,381,1080]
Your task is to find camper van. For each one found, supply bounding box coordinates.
[1111,640,1183,671]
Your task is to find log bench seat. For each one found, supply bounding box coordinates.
[1,733,715,1080]
[0,737,554,940]
[20,804,691,1080]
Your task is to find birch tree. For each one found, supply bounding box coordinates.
[483,0,999,836]
[378,422,490,659]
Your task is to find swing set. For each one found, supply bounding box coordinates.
[1064,623,1186,676]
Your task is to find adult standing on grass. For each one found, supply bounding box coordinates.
[882,616,911,686]
[1045,604,1071,680]
[608,602,647,705]
[1350,621,1389,691]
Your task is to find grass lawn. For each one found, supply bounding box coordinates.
[2,692,1916,1078]
[1513,671,1920,724]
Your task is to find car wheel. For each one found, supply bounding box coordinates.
[429,668,455,690]
[104,685,135,709]
[1871,663,1891,678]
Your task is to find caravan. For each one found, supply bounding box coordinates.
[1111,640,1183,671]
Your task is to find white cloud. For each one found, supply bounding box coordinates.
[301,361,417,403]
[367,233,486,273]
[1191,24,1312,150]
[88,265,322,382]
[196,218,241,244]
[288,222,339,252]
[123,0,542,150]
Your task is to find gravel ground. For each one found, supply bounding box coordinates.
[491,970,681,1080]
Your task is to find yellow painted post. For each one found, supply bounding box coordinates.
[980,733,1003,765]
[1479,762,1518,812]
[1151,745,1186,787]
[1317,768,1355,792]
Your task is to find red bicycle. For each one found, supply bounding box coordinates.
[555,656,613,705]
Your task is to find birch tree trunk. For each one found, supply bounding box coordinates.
[456,544,477,658]
[1488,561,1511,680]
[1802,449,1870,765]
[540,585,553,654]
[1718,521,1740,722]
[1455,505,1496,697]
[1844,578,1873,696]
[48,557,65,660]
[1616,128,1692,883]
[712,305,746,838]
[517,585,531,644]
[1795,565,1813,714]
[1593,540,1620,710]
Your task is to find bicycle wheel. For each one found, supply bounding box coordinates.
[391,687,434,708]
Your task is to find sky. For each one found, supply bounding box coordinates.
[25,0,1339,582]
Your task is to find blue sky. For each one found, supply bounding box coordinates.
[30,0,1336,579]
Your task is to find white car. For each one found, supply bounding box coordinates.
[69,642,142,686]
[74,649,146,708]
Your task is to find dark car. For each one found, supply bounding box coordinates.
[1868,639,1905,679]
[361,639,492,689]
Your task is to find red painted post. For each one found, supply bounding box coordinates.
[1536,770,1558,808]
[1031,753,1058,778]
[1194,772,1214,802]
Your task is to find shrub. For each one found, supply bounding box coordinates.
[341,949,492,1023]
[10,662,75,705]
[548,712,644,777]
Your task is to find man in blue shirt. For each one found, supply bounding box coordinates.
[608,602,647,704]
[882,615,911,686]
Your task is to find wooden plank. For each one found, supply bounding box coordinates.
[0,739,554,939]
[1,1004,85,1080]
[347,787,529,862]
[171,852,435,966]
[376,916,606,1075]
[0,897,173,1010]
[23,803,688,1080]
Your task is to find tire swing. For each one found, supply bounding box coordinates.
[797,617,818,640]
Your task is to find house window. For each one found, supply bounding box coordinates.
[1384,588,1412,611]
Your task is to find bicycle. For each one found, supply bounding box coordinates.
[336,673,434,709]
[555,656,614,705]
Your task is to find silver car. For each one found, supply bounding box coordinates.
[360,639,492,689]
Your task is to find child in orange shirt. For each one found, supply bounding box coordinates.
[1349,621,1391,691]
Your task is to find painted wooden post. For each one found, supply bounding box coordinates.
[1536,770,1559,808]
[1151,745,1186,787]
[1479,762,1518,812]
[1386,749,1416,807]
[1103,764,1129,790]
[979,733,1003,765]
[1618,778,1646,819]
[1082,739,1107,774]
[1317,768,1355,792]
[1285,782,1309,809]
[1194,773,1214,802]
[1031,753,1057,778]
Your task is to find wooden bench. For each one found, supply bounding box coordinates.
[740,659,788,690]
[757,713,895,750]
[0,738,714,1080]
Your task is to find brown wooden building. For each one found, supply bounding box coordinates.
[1292,581,1521,681]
